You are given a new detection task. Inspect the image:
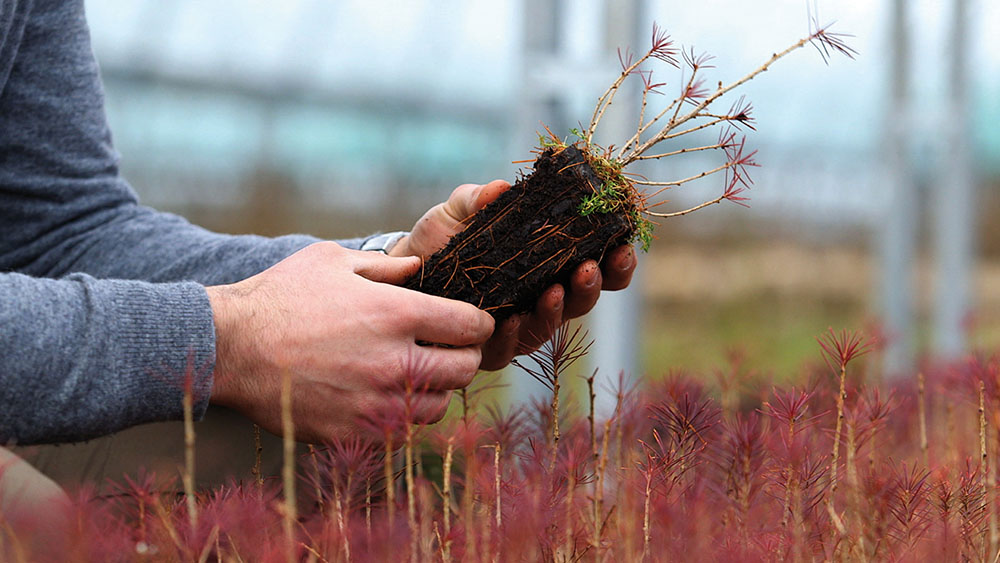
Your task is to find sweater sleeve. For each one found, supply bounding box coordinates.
[0,0,377,286]
[0,272,216,444]
[0,0,383,444]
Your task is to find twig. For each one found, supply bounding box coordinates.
[182,384,198,532]
[281,369,297,563]
[918,373,929,467]
[252,424,264,491]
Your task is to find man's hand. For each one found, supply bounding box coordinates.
[207,242,494,443]
[391,180,638,371]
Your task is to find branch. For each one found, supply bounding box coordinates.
[621,27,844,166]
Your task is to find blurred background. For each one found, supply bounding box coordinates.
[86,0,999,402]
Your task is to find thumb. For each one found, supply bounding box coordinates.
[444,179,511,223]
[352,251,422,285]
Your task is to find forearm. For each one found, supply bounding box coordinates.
[0,272,215,445]
[18,201,325,285]
[6,194,405,286]
[0,0,376,285]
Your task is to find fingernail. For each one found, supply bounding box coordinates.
[619,247,635,271]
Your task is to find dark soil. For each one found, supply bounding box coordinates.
[404,145,635,321]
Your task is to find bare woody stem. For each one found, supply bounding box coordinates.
[621,35,817,166]
[442,439,454,562]
[618,96,682,159]
[631,142,727,162]
[252,424,264,491]
[549,371,561,473]
[594,397,619,553]
[780,417,795,528]
[587,52,656,145]
[308,445,324,515]
[918,373,928,467]
[846,423,864,558]
[828,363,848,501]
[405,421,417,561]
[637,63,706,157]
[493,444,502,531]
[182,386,198,531]
[638,161,735,196]
[642,473,652,560]
[587,370,598,461]
[384,433,396,530]
[280,369,297,563]
[645,193,727,218]
[980,381,990,562]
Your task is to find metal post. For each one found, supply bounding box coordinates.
[587,0,643,419]
[881,0,916,378]
[933,0,975,359]
[511,0,641,411]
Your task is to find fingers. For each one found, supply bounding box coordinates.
[444,179,511,223]
[350,250,423,285]
[471,179,512,212]
[355,390,454,444]
[406,391,454,425]
[516,284,564,355]
[406,292,495,347]
[480,315,521,371]
[600,245,637,291]
[399,343,481,391]
[563,260,602,320]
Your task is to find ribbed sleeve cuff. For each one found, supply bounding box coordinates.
[80,276,216,428]
[0,273,216,444]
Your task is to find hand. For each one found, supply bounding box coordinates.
[207,242,494,443]
[391,180,638,371]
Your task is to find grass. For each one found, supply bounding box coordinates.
[642,295,867,380]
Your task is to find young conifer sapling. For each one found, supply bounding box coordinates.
[405,20,854,319]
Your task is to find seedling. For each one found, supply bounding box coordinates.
[405,20,854,320]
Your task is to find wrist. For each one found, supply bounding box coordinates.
[386,234,412,257]
[206,284,246,408]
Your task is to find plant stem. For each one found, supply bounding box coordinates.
[986,381,998,559]
[183,384,198,531]
[846,422,863,557]
[493,443,502,562]
[460,388,469,427]
[442,439,454,563]
[587,369,597,463]
[919,372,929,467]
[384,434,395,531]
[281,369,297,563]
[642,473,651,561]
[565,472,576,561]
[781,417,795,529]
[308,444,324,515]
[622,35,818,166]
[252,424,264,491]
[340,478,352,563]
[549,372,561,473]
[405,421,417,562]
[365,477,372,541]
[828,363,848,501]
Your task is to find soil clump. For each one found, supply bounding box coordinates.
[404,146,634,321]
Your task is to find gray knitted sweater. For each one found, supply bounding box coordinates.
[0,0,385,444]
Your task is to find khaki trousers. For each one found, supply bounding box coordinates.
[12,406,292,494]
[0,446,72,558]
